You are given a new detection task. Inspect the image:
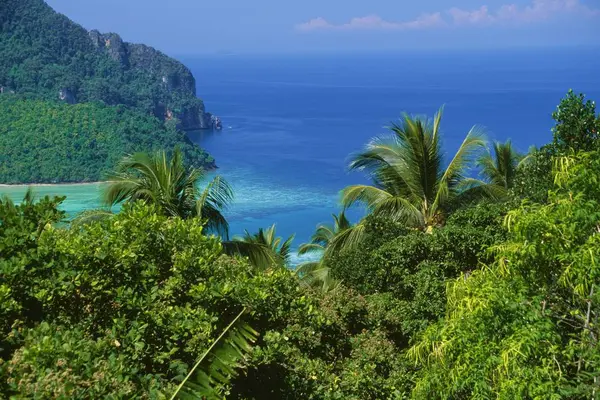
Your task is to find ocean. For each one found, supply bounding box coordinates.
[2,48,599,260]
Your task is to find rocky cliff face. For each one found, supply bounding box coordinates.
[0,0,218,131]
[87,30,213,130]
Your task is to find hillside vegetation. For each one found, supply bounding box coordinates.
[0,0,212,130]
[0,96,213,183]
[0,0,217,184]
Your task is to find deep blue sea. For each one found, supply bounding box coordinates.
[3,48,599,261]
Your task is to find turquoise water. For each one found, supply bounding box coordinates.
[0,183,104,215]
[2,48,599,259]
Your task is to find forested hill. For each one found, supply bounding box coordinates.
[0,0,213,131]
[0,96,215,184]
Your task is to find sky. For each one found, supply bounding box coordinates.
[46,0,600,55]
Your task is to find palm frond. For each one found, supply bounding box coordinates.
[334,211,352,231]
[325,222,367,256]
[477,139,523,191]
[278,233,295,263]
[340,184,393,211]
[170,308,258,400]
[517,145,538,168]
[233,225,294,268]
[22,187,35,205]
[297,242,325,256]
[296,262,341,293]
[103,150,232,234]
[195,175,233,238]
[431,125,487,218]
[221,240,279,270]
[457,178,507,201]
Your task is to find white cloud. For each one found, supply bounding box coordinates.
[296,0,599,32]
[296,13,445,31]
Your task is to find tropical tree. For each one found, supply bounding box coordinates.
[465,139,524,198]
[331,107,486,253]
[104,148,233,237]
[96,149,277,269]
[551,89,600,153]
[478,140,522,190]
[295,212,351,292]
[231,224,295,268]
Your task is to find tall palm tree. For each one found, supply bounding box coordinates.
[231,224,295,268]
[104,148,233,238]
[331,107,486,252]
[477,139,524,191]
[296,211,350,292]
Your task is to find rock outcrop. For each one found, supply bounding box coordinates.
[58,88,76,104]
[0,0,218,131]
[87,30,213,131]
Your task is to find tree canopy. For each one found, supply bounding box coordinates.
[0,96,214,184]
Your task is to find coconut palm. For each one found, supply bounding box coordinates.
[104,148,233,238]
[331,108,486,253]
[295,212,351,292]
[232,224,295,268]
[477,139,524,191]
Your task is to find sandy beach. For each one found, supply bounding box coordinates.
[0,182,106,188]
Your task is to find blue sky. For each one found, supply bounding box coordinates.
[46,0,600,55]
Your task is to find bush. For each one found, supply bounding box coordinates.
[1,199,414,399]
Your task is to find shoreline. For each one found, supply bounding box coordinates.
[0,181,106,188]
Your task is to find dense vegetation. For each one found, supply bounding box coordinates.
[0,96,214,183]
[1,90,600,399]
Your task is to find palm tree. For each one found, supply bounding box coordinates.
[87,149,278,269]
[295,212,350,292]
[476,139,523,192]
[298,212,352,256]
[104,148,233,238]
[331,107,486,252]
[231,224,295,268]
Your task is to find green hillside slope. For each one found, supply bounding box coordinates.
[0,96,214,184]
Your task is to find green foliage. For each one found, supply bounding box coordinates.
[1,197,415,399]
[510,145,554,203]
[477,139,523,192]
[233,224,295,267]
[552,89,600,153]
[0,201,296,398]
[410,151,600,398]
[0,96,213,183]
[232,286,413,399]
[0,191,65,360]
[296,212,351,292]
[327,201,510,341]
[3,322,165,399]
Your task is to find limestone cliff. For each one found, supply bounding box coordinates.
[87,30,213,130]
[0,0,219,131]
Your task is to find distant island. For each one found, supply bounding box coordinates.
[0,0,219,184]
